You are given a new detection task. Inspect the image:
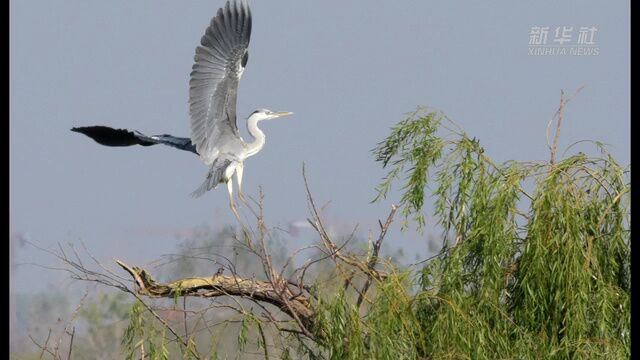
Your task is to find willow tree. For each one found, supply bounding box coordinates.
[50,91,629,359]
[369,96,630,359]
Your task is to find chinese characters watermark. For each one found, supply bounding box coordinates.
[528,26,600,56]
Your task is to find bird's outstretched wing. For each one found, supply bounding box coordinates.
[72,126,199,154]
[189,0,251,165]
[72,126,156,147]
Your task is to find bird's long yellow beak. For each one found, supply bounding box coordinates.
[274,111,293,118]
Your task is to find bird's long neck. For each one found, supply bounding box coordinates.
[245,115,266,157]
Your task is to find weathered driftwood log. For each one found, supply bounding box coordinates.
[114,259,315,331]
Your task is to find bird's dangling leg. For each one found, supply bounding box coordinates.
[227,176,251,244]
[236,162,247,204]
[227,177,241,222]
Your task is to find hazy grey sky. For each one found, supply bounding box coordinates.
[10,0,629,293]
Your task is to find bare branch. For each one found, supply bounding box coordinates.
[549,90,565,166]
[66,327,75,360]
[548,86,585,166]
[114,259,316,335]
[357,204,397,308]
[303,164,388,282]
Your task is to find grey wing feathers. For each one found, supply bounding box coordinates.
[71,126,198,155]
[71,126,156,147]
[149,135,199,155]
[191,158,233,198]
[189,0,252,165]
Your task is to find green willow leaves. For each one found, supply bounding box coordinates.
[364,107,630,359]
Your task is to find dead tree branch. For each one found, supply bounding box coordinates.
[357,204,397,308]
[114,259,316,335]
[302,164,389,283]
[547,86,585,166]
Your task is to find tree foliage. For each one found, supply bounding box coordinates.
[367,107,630,359]
[19,101,630,360]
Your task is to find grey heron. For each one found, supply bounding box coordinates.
[72,0,292,215]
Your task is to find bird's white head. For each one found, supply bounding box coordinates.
[249,109,294,121]
[244,108,293,157]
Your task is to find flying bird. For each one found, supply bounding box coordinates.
[72,0,292,216]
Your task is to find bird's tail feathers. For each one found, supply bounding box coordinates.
[190,159,232,198]
[190,174,219,198]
